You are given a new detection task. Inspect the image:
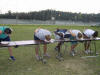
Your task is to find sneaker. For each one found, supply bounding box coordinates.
[84,50,89,54]
[35,55,40,60]
[56,55,61,59]
[56,55,64,61]
[9,56,16,61]
[87,50,93,53]
[70,50,75,56]
[44,53,50,58]
[86,50,93,54]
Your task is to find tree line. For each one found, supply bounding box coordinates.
[0,9,100,22]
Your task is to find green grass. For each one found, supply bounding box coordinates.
[0,24,100,75]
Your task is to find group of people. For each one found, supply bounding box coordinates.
[34,28,98,60]
[54,28,98,58]
[0,26,98,61]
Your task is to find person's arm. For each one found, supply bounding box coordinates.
[0,30,2,34]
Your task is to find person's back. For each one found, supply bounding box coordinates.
[83,29,95,38]
[54,29,70,39]
[69,29,82,40]
[0,26,9,39]
[35,28,51,41]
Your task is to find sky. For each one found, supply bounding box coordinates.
[0,0,100,14]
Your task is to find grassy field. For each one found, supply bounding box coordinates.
[0,24,100,75]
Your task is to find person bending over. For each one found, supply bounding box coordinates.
[54,28,70,57]
[34,28,52,60]
[0,26,15,61]
[68,29,83,56]
[83,29,98,54]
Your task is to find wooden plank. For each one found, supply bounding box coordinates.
[0,37,100,47]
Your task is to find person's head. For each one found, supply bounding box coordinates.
[45,35,51,41]
[92,31,98,38]
[4,28,12,34]
[77,32,83,39]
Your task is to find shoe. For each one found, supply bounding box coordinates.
[84,50,89,54]
[85,50,93,54]
[56,55,64,61]
[9,56,16,61]
[87,50,93,53]
[44,53,50,58]
[73,50,76,54]
[70,50,75,56]
[35,55,40,60]
[56,55,61,59]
